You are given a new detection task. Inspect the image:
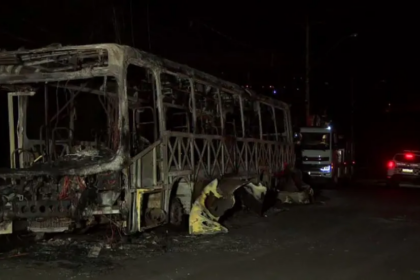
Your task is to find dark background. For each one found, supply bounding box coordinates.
[1,1,419,173]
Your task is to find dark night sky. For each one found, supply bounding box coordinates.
[1,2,417,103]
[0,1,419,167]
[1,2,417,86]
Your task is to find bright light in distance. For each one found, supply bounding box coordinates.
[327,126,331,130]
[387,161,395,169]
[405,153,414,159]
[320,165,331,173]
[273,90,277,94]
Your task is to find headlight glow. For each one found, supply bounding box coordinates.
[320,165,331,172]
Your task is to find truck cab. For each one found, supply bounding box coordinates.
[296,124,354,187]
[298,126,334,184]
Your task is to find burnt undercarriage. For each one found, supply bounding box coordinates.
[0,168,125,233]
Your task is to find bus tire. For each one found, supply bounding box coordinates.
[169,197,184,228]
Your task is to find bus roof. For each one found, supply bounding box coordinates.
[0,43,290,110]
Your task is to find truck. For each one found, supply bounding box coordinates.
[298,122,354,187]
[0,43,294,235]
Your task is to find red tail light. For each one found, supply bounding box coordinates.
[405,153,414,159]
[387,161,395,169]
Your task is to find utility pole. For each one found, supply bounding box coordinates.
[305,16,311,126]
[350,77,355,161]
[303,18,352,127]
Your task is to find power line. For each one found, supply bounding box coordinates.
[0,30,35,44]
[0,17,59,47]
[20,18,54,36]
[195,20,254,49]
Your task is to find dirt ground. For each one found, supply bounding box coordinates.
[2,185,420,280]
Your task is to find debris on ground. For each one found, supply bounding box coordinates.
[0,184,329,278]
[0,249,28,260]
[34,233,45,241]
[87,244,102,258]
[0,209,276,277]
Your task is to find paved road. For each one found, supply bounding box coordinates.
[3,185,420,280]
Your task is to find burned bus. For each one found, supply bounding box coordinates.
[0,44,294,235]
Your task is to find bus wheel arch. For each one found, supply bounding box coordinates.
[169,177,192,228]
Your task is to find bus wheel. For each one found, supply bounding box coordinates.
[169,197,184,227]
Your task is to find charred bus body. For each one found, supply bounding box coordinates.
[0,44,294,235]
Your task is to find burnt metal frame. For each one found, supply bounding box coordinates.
[0,44,134,234]
[1,44,128,177]
[127,48,294,220]
[1,44,294,234]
